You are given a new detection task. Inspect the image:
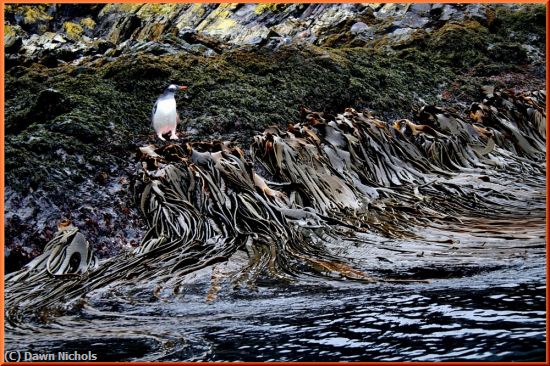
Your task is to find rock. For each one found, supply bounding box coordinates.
[130,41,179,55]
[5,34,23,53]
[4,24,27,53]
[464,4,490,25]
[49,116,102,143]
[36,88,71,120]
[264,35,292,50]
[179,29,226,53]
[83,39,115,56]
[5,54,25,69]
[439,5,464,22]
[409,4,432,15]
[387,27,417,43]
[487,42,528,63]
[6,87,71,134]
[6,5,55,35]
[17,32,73,65]
[350,22,368,35]
[393,13,430,29]
[100,13,142,44]
[374,4,410,18]
[521,44,544,64]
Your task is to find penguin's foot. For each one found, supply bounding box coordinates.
[170,133,179,140]
[157,134,166,141]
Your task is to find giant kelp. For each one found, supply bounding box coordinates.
[5,88,546,323]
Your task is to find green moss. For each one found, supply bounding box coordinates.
[494,5,546,47]
[428,20,489,69]
[322,32,353,48]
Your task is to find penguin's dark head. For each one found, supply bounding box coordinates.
[166,84,188,93]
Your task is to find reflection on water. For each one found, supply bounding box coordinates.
[7,259,545,362]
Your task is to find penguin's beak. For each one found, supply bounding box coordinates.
[179,86,188,91]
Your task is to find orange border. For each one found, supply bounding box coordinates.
[1,1,549,365]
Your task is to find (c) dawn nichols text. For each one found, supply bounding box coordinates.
[8,351,98,362]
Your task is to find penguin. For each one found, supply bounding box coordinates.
[152,84,188,141]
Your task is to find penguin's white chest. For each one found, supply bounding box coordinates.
[153,98,177,134]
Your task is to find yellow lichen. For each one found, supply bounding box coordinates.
[79,17,96,30]
[208,18,237,32]
[191,4,206,18]
[5,25,16,37]
[63,21,83,40]
[137,4,179,18]
[254,3,287,15]
[196,4,238,32]
[21,5,52,24]
[99,4,143,17]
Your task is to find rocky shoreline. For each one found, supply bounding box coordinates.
[5,86,546,315]
[4,4,546,272]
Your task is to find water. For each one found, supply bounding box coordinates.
[5,172,546,362]
[7,258,545,362]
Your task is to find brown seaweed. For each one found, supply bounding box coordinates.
[5,88,546,322]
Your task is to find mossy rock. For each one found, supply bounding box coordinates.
[428,20,489,69]
[487,42,528,64]
[494,5,545,47]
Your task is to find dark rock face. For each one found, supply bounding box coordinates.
[3,4,546,272]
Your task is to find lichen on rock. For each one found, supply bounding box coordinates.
[63,21,84,40]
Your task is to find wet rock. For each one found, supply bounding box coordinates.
[95,171,109,185]
[49,116,103,143]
